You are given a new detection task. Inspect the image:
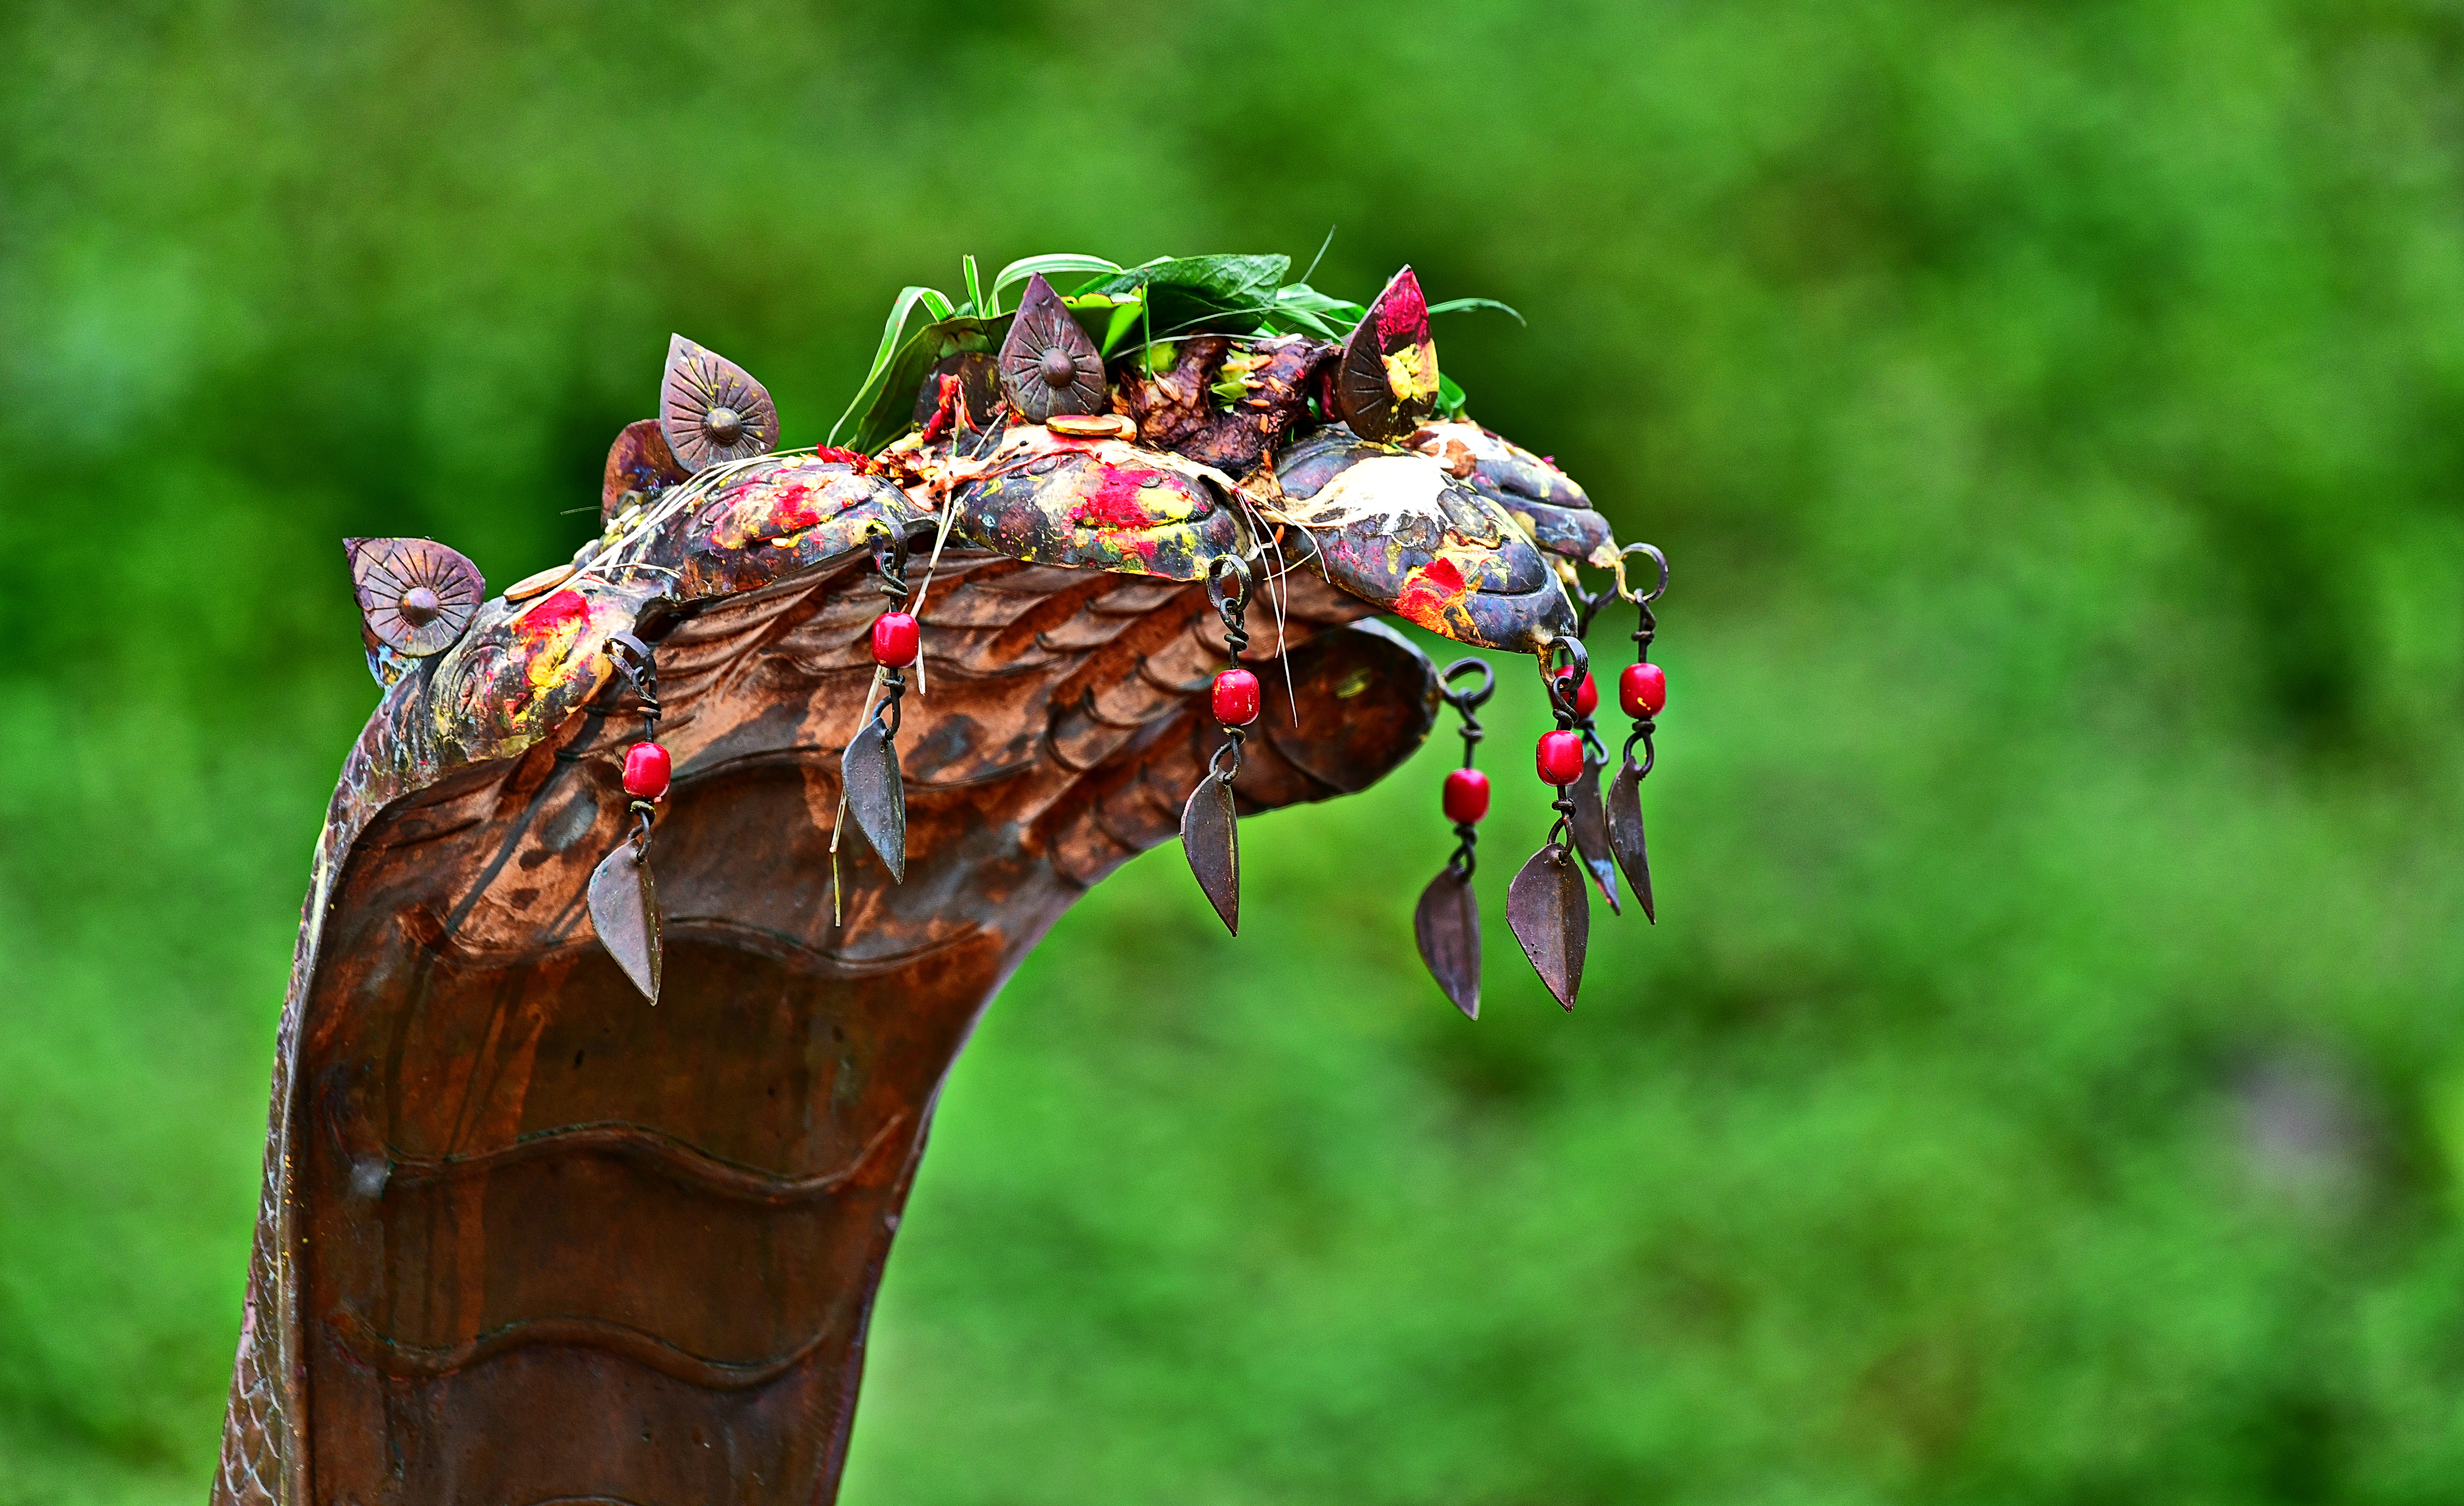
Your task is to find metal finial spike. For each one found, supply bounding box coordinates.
[997,274,1106,424]
[1333,266,1438,442]
[660,335,780,474]
[345,537,484,660]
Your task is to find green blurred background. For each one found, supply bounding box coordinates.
[9,1,2464,1500]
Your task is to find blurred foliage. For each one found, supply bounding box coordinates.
[8,0,2464,1501]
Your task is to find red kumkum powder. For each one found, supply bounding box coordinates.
[1390,555,1468,628]
[1072,467,1163,530]
[1377,271,1428,344]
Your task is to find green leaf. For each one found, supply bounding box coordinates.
[843,313,1008,455]
[1273,283,1366,338]
[962,255,985,318]
[830,285,958,446]
[990,253,1124,311]
[1428,296,1526,326]
[1085,253,1291,336]
[1437,371,1469,421]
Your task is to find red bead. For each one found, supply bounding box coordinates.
[622,741,671,801]
[871,611,921,668]
[1442,766,1490,824]
[1573,671,1599,716]
[1620,662,1667,718]
[1211,667,1262,727]
[1536,729,1585,786]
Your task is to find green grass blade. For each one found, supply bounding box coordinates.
[1427,296,1525,325]
[829,285,954,446]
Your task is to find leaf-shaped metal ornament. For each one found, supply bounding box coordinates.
[841,717,908,884]
[602,418,689,522]
[660,334,780,473]
[586,839,662,1004]
[1414,865,1482,1019]
[1605,757,1656,924]
[1568,759,1623,915]
[1334,266,1439,442]
[1506,842,1589,1010]
[997,273,1106,424]
[345,537,485,657]
[1181,769,1240,935]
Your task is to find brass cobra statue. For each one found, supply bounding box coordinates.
[211,254,1665,1505]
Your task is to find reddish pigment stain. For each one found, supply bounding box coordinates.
[760,481,828,535]
[1391,555,1469,627]
[1378,270,1428,344]
[515,589,591,644]
[1072,467,1162,530]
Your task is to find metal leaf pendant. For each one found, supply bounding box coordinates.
[1605,757,1655,923]
[1506,842,1589,1010]
[1181,770,1240,935]
[586,840,663,1004]
[1413,865,1482,1019]
[660,334,780,473]
[998,273,1106,423]
[841,719,909,883]
[1568,759,1622,915]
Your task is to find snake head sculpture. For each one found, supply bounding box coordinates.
[214,255,1655,1506]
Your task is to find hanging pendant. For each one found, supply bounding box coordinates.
[1605,756,1655,924]
[1506,841,1589,1010]
[1414,865,1481,1019]
[588,832,662,1004]
[841,714,908,883]
[1182,557,1255,936]
[1568,757,1622,915]
[1181,767,1240,934]
[1417,657,1495,1019]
